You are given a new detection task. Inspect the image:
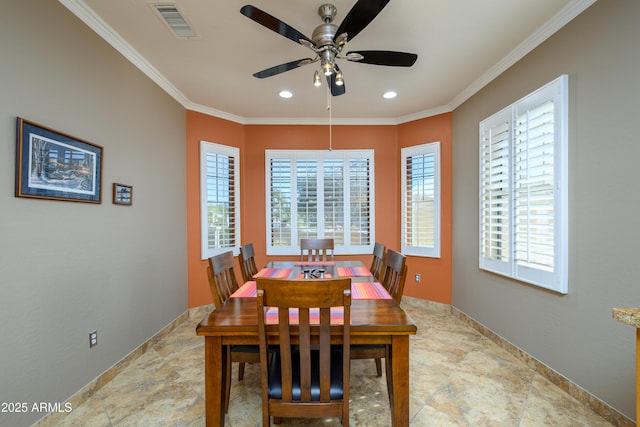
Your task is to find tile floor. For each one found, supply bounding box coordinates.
[36,298,630,426]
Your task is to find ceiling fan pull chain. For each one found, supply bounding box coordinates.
[328,79,333,151]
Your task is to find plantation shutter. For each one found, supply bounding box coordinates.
[265,150,374,255]
[323,158,345,245]
[205,152,236,249]
[401,142,441,258]
[270,158,292,247]
[348,158,371,247]
[513,100,555,274]
[478,75,568,293]
[479,109,511,275]
[296,159,318,240]
[200,141,240,259]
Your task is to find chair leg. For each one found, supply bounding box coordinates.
[238,362,246,381]
[374,358,382,377]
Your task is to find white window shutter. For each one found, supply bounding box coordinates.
[402,142,441,258]
[200,141,240,259]
[478,75,568,293]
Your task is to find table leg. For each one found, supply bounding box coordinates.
[204,336,227,427]
[389,335,410,426]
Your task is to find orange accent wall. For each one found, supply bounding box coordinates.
[186,110,452,308]
[186,111,244,307]
[398,114,453,303]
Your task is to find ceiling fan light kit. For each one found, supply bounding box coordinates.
[240,1,417,97]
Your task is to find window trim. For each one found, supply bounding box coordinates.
[265,149,375,256]
[479,75,568,294]
[200,141,241,260]
[401,141,441,258]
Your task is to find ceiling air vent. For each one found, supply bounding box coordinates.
[152,3,196,39]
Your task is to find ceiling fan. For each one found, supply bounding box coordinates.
[240,1,418,96]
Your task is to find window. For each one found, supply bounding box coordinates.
[266,150,374,255]
[401,142,441,258]
[479,75,568,293]
[200,141,240,259]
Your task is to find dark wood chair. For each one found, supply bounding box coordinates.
[256,277,351,426]
[369,242,386,281]
[300,238,334,262]
[380,249,408,304]
[351,249,407,379]
[238,242,259,283]
[207,251,260,413]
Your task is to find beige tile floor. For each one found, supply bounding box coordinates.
[37,298,629,426]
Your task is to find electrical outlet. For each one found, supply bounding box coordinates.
[89,330,98,348]
[415,273,421,282]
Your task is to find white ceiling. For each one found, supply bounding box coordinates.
[60,0,594,124]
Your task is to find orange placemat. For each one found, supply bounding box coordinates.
[253,268,292,278]
[232,281,390,300]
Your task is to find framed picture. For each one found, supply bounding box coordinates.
[15,117,103,203]
[113,183,133,206]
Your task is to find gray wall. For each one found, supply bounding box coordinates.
[0,2,187,426]
[452,0,640,420]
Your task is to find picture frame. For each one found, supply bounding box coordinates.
[15,117,103,203]
[113,183,133,206]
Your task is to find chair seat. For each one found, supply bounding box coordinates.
[268,348,344,400]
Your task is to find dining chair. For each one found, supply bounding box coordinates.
[256,277,352,426]
[369,242,386,281]
[380,249,408,304]
[238,242,259,283]
[300,238,334,262]
[207,251,261,413]
[351,249,407,378]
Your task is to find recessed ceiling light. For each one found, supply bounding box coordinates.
[279,90,293,98]
[383,91,397,99]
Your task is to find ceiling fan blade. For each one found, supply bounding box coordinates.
[346,50,418,67]
[241,5,314,46]
[327,65,346,96]
[334,0,390,43]
[253,58,314,79]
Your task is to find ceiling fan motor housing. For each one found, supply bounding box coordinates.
[312,23,338,48]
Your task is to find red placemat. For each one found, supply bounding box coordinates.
[232,281,390,300]
[230,281,257,298]
[336,266,373,277]
[351,282,391,300]
[253,268,292,278]
[265,307,345,325]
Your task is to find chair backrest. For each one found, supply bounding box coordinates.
[238,243,259,283]
[369,242,386,281]
[256,277,351,422]
[207,251,240,307]
[300,238,334,262]
[380,249,407,304]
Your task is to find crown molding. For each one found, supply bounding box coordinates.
[59,0,597,125]
[59,0,191,107]
[448,0,597,111]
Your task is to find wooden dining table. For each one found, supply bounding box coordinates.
[196,260,417,426]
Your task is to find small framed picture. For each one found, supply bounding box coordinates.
[15,117,103,203]
[113,183,132,206]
